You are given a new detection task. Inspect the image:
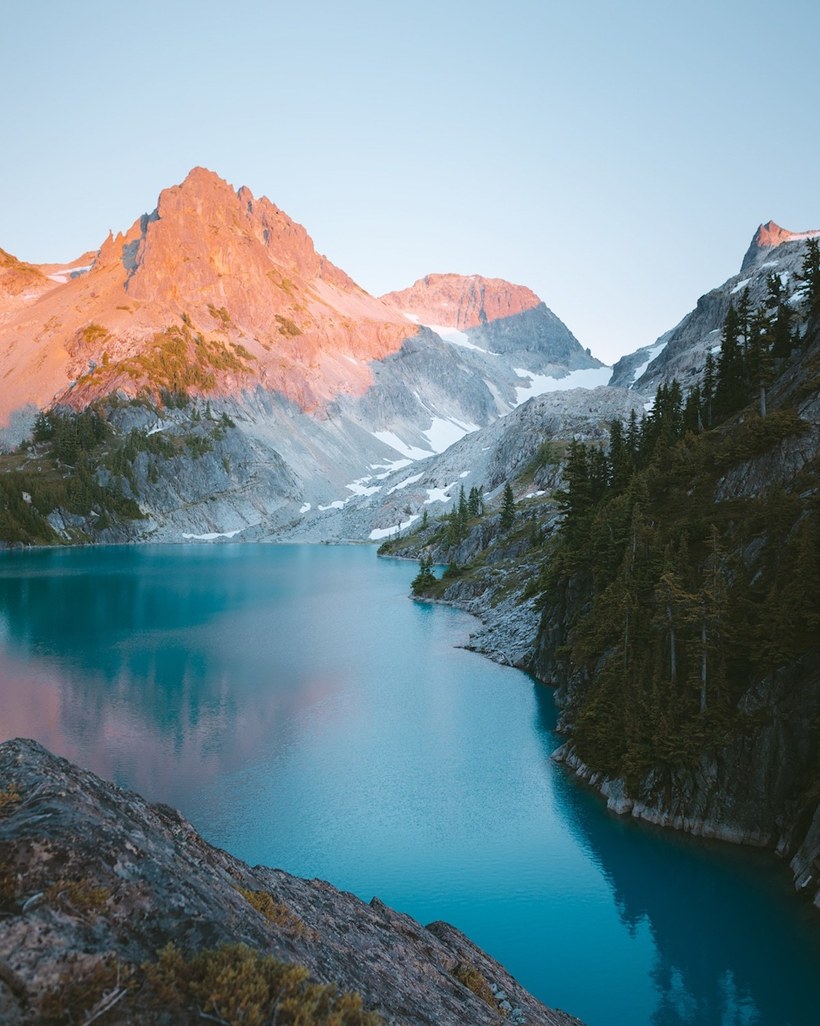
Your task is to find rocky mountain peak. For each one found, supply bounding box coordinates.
[381,273,543,329]
[0,169,416,423]
[116,166,352,301]
[740,219,820,271]
[0,247,48,298]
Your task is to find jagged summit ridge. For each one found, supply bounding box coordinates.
[0,167,415,422]
[381,271,601,376]
[741,219,820,271]
[381,273,543,330]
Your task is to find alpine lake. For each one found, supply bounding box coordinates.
[0,544,817,1026]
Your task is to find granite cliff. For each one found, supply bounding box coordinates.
[610,220,820,394]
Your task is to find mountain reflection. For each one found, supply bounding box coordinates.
[0,546,347,804]
[532,684,820,1026]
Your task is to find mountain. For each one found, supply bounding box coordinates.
[382,273,599,374]
[610,220,819,393]
[279,385,644,544]
[0,738,581,1026]
[0,167,412,422]
[0,169,603,545]
[740,220,820,272]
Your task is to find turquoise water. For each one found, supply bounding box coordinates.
[0,544,817,1025]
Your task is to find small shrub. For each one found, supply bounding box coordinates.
[39,955,132,1025]
[452,961,495,1005]
[208,304,233,328]
[144,943,382,1026]
[275,315,302,337]
[0,858,18,907]
[237,887,311,938]
[46,878,111,917]
[79,322,109,346]
[0,784,20,814]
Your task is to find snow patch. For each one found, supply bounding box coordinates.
[369,514,421,541]
[181,530,241,541]
[424,483,456,505]
[300,503,311,514]
[426,324,487,352]
[318,500,345,510]
[346,476,381,497]
[401,313,488,352]
[46,264,91,284]
[514,365,612,404]
[730,278,751,295]
[369,458,413,480]
[388,472,424,494]
[423,416,478,453]
[372,430,432,460]
[631,341,668,383]
[459,470,470,478]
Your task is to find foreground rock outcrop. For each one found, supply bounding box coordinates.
[0,739,582,1026]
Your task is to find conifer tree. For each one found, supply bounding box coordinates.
[500,482,516,530]
[626,408,639,459]
[736,286,752,355]
[765,272,795,358]
[702,351,716,428]
[747,306,773,417]
[607,419,631,491]
[714,304,745,418]
[457,485,468,530]
[796,237,820,321]
[683,385,703,434]
[411,554,436,594]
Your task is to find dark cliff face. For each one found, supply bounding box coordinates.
[531,330,820,908]
[0,739,582,1026]
[384,313,820,911]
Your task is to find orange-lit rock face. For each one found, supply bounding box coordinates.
[749,220,820,253]
[381,273,542,330]
[0,168,415,425]
[740,221,820,274]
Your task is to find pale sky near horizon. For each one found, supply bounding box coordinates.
[2,0,818,365]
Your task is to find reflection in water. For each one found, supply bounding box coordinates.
[0,546,346,804]
[1,545,818,1026]
[532,686,820,1026]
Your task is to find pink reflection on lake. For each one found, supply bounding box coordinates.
[0,645,348,808]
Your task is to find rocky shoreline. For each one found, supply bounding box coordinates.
[0,738,582,1026]
[416,568,820,912]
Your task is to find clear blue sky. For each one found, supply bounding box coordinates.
[2,0,818,364]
